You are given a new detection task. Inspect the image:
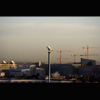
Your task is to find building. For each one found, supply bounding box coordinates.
[0,60,17,70]
[38,64,75,76]
[92,66,100,76]
[34,61,41,67]
[9,65,36,77]
[36,68,45,76]
[79,58,100,76]
[51,64,75,75]
[81,58,96,66]
[37,64,49,75]
[79,65,93,76]
[0,60,17,76]
[18,65,23,68]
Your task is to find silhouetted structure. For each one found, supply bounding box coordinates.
[38,64,75,76]
[79,58,100,76]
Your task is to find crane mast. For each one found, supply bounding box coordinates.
[71,53,98,62]
[57,50,73,64]
[83,45,100,59]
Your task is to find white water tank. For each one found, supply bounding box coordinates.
[2,60,6,64]
[10,60,15,64]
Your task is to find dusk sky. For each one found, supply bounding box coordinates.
[0,17,100,63]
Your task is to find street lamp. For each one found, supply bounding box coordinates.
[46,46,53,83]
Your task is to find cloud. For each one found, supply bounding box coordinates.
[0,22,100,36]
[0,22,35,31]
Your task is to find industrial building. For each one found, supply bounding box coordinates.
[38,64,75,76]
[51,64,75,75]
[79,58,100,76]
[34,61,41,67]
[0,60,46,77]
[36,68,45,76]
[37,64,49,75]
[0,60,17,76]
[38,58,100,77]
[9,65,45,77]
[9,65,36,77]
[81,58,96,66]
[0,60,17,70]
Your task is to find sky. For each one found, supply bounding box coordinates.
[0,16,100,64]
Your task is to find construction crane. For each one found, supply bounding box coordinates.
[57,50,73,64]
[71,53,98,62]
[83,45,100,59]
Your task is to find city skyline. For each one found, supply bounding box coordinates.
[0,17,100,63]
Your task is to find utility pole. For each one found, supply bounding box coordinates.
[48,52,51,83]
[46,46,53,83]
